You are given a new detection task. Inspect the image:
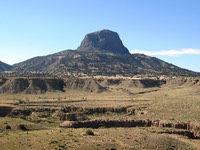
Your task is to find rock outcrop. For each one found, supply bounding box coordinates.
[188,122,200,138]
[61,105,135,115]
[0,106,14,117]
[77,29,130,54]
[60,119,200,139]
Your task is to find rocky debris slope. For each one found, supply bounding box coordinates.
[0,78,65,94]
[64,77,165,92]
[0,77,166,94]
[165,77,200,93]
[65,78,107,93]
[165,77,200,87]
[98,78,165,88]
[0,77,199,94]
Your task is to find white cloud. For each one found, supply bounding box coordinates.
[130,48,200,56]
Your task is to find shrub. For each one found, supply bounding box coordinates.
[17,124,28,131]
[5,125,11,130]
[85,129,94,136]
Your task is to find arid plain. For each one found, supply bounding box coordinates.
[0,76,200,150]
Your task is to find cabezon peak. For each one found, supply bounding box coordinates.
[77,29,130,54]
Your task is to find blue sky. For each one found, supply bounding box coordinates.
[0,0,200,72]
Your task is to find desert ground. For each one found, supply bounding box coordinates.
[0,77,200,150]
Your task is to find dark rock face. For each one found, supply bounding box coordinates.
[77,30,130,54]
[0,106,14,117]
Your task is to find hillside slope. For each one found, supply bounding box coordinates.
[11,30,200,77]
[0,61,12,71]
[12,50,199,77]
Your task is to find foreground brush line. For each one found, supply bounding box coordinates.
[60,119,200,139]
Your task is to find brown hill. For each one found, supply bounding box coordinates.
[98,78,165,88]
[165,77,200,87]
[1,77,199,94]
[0,78,29,93]
[0,78,65,94]
[65,78,106,93]
[120,79,165,88]
[0,77,169,94]
[24,78,64,94]
[165,77,200,94]
[98,79,122,87]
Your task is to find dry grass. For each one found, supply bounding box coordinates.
[0,82,200,149]
[0,125,197,150]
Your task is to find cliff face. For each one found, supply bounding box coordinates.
[77,29,130,54]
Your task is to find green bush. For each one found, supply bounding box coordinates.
[85,129,94,136]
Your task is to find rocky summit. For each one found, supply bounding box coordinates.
[77,30,130,54]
